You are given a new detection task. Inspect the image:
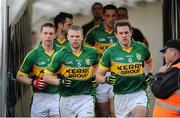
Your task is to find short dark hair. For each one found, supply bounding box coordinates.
[40,23,55,32]
[91,2,103,10]
[118,7,128,14]
[103,4,117,15]
[114,19,132,33]
[117,7,128,20]
[54,12,73,31]
[68,25,83,34]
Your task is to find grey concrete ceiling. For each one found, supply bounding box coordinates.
[32,0,157,24]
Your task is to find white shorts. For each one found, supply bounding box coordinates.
[96,71,114,103]
[96,83,114,103]
[114,90,149,117]
[60,95,95,117]
[31,93,60,117]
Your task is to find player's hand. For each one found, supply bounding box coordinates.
[145,73,154,84]
[91,77,98,88]
[105,74,117,85]
[31,77,47,90]
[58,78,72,88]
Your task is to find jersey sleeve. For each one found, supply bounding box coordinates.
[45,50,63,74]
[144,46,151,61]
[18,50,36,75]
[92,49,100,65]
[100,49,111,68]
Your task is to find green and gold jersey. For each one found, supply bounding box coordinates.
[45,44,100,96]
[85,23,117,55]
[100,40,151,94]
[17,43,61,94]
[54,37,69,47]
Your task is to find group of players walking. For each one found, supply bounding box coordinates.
[16,2,180,117]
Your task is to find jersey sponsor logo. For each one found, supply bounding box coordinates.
[115,57,124,61]
[126,55,133,58]
[110,61,144,76]
[107,35,115,39]
[98,38,106,42]
[32,65,44,76]
[57,65,93,80]
[38,61,46,66]
[94,43,112,55]
[66,61,73,65]
[107,36,116,43]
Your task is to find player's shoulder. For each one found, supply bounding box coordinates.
[52,47,67,60]
[133,40,147,49]
[108,43,118,51]
[57,46,67,53]
[88,24,100,33]
[54,44,63,51]
[28,48,39,56]
[103,43,119,55]
[83,45,97,52]
[23,48,39,61]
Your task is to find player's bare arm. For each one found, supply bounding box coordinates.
[43,73,59,86]
[16,74,32,85]
[96,67,107,83]
[144,58,154,73]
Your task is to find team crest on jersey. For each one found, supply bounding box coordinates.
[136,53,141,60]
[85,58,91,65]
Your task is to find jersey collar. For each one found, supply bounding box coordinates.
[38,41,60,53]
[99,23,114,35]
[115,39,136,50]
[55,37,68,45]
